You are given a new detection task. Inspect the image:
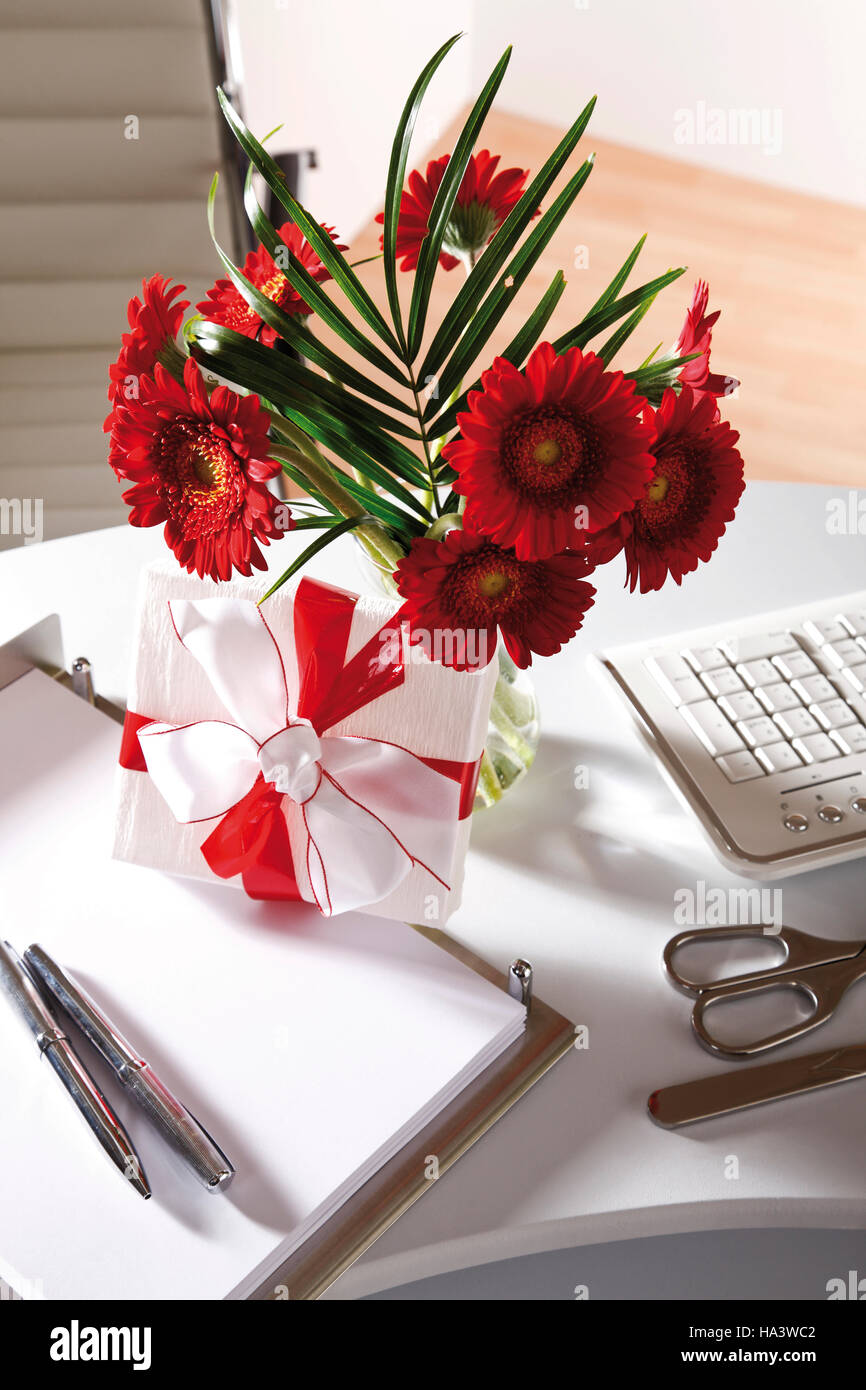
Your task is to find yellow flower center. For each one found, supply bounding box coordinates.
[477,570,511,599]
[533,438,562,467]
[647,474,669,502]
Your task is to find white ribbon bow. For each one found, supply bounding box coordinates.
[138,598,462,916]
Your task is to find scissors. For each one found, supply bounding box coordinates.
[663,924,866,1059]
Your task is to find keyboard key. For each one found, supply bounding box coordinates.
[737,715,783,748]
[679,700,743,756]
[792,733,842,764]
[715,750,764,782]
[840,664,866,694]
[843,692,866,724]
[700,667,745,698]
[803,618,849,645]
[838,611,866,636]
[790,674,836,704]
[720,632,797,663]
[736,659,780,689]
[810,698,858,730]
[822,640,864,670]
[682,646,729,673]
[755,682,801,713]
[754,742,804,773]
[645,654,707,705]
[772,651,817,681]
[773,707,820,739]
[718,690,764,722]
[830,724,866,755]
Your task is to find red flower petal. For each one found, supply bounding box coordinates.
[377,150,538,272]
[109,359,292,578]
[589,385,745,593]
[395,525,596,670]
[442,342,656,560]
[196,222,347,344]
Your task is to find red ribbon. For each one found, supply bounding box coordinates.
[120,577,481,902]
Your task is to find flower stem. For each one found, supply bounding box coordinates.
[476,750,503,806]
[268,433,407,573]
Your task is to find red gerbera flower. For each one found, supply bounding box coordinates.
[376,150,535,271]
[443,342,656,561]
[588,386,745,593]
[105,275,188,465]
[675,280,738,401]
[395,523,596,670]
[109,359,289,580]
[196,222,346,346]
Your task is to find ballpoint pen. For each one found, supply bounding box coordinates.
[24,943,235,1193]
[0,940,150,1199]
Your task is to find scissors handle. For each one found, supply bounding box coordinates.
[691,954,866,1058]
[663,924,853,997]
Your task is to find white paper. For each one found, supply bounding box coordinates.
[0,670,524,1300]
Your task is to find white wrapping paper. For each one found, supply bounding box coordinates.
[113,560,498,922]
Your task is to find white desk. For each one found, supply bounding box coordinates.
[1,480,864,1300]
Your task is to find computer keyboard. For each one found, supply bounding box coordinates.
[595,591,866,878]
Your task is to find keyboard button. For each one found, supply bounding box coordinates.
[843,692,866,724]
[645,654,707,706]
[715,750,764,782]
[682,646,729,673]
[830,724,866,756]
[700,667,745,698]
[755,682,801,713]
[822,640,864,669]
[817,804,844,824]
[803,618,849,645]
[736,659,781,688]
[772,651,817,681]
[720,633,797,663]
[840,664,866,694]
[792,733,842,764]
[755,742,804,773]
[773,707,820,739]
[790,674,836,704]
[810,699,857,730]
[783,813,809,832]
[738,715,783,747]
[718,691,764,722]
[679,700,743,756]
[838,612,866,637]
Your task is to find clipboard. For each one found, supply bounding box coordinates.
[0,617,577,1301]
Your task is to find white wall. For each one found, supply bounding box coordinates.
[230,0,866,238]
[470,0,866,206]
[230,0,475,240]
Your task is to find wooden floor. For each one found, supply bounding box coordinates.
[325,107,866,489]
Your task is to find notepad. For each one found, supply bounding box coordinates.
[0,668,525,1300]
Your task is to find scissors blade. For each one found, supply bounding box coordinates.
[647,1043,866,1128]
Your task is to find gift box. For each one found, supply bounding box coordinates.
[113,560,499,922]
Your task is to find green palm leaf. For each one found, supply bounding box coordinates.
[424,270,568,440]
[554,266,687,351]
[243,180,410,386]
[418,95,597,382]
[383,33,462,348]
[405,46,512,360]
[424,156,594,416]
[260,515,374,602]
[217,89,402,355]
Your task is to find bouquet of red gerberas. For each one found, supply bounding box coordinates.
[105,36,744,801]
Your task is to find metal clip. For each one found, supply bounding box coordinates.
[508,959,533,1009]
